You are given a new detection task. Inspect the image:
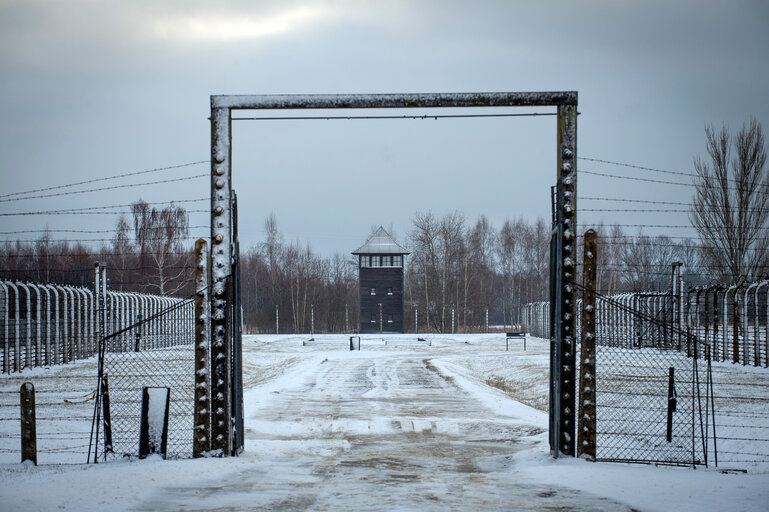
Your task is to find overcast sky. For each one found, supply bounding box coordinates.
[1,0,767,257]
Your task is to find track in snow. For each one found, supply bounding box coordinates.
[139,341,633,511]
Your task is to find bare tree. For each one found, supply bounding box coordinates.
[410,211,439,331]
[109,215,135,291]
[131,200,190,295]
[690,118,769,282]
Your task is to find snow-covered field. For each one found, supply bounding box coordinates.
[1,334,767,511]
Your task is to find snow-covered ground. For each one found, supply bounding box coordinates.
[1,334,767,511]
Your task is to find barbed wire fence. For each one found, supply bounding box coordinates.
[92,294,196,462]
[0,282,196,464]
[522,276,769,470]
[0,160,209,464]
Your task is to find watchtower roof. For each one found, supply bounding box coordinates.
[352,226,410,255]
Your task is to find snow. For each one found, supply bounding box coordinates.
[1,333,767,511]
[145,387,169,456]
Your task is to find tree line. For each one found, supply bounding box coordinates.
[0,200,194,296]
[0,207,707,333]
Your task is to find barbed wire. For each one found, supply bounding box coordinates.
[580,196,691,206]
[0,234,208,244]
[0,264,195,274]
[581,169,694,187]
[0,174,207,203]
[588,239,769,252]
[0,199,208,217]
[0,250,202,258]
[0,225,208,235]
[579,156,696,178]
[579,156,769,191]
[0,161,209,200]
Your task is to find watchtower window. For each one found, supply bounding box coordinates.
[370,312,376,323]
[370,287,376,295]
[387,287,393,295]
[387,314,393,323]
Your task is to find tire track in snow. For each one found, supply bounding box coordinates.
[139,350,635,511]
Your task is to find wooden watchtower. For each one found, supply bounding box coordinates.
[352,227,410,333]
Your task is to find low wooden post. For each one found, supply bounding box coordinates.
[577,229,597,460]
[20,382,36,465]
[193,239,211,457]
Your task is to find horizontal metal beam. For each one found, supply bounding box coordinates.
[212,91,577,110]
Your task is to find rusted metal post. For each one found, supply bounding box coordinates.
[194,239,211,458]
[210,104,233,456]
[20,382,36,464]
[578,229,597,460]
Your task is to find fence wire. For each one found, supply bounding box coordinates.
[524,278,769,469]
[96,297,195,461]
[0,281,195,464]
[590,292,703,465]
[0,371,96,464]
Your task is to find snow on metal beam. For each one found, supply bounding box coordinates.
[212,91,577,110]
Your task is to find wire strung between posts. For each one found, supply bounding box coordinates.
[579,156,769,191]
[0,174,208,203]
[582,168,769,193]
[232,112,557,121]
[0,225,208,235]
[0,209,210,217]
[0,161,209,200]
[0,234,208,243]
[579,156,697,178]
[0,199,209,217]
[581,169,693,187]
[580,196,692,206]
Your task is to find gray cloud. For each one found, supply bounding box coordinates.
[1,0,767,255]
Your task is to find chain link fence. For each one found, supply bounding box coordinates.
[97,297,195,461]
[524,279,769,468]
[591,293,703,465]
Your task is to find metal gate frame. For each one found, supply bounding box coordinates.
[209,91,578,457]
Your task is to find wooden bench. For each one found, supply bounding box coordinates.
[505,331,527,351]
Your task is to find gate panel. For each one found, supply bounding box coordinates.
[593,293,704,465]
